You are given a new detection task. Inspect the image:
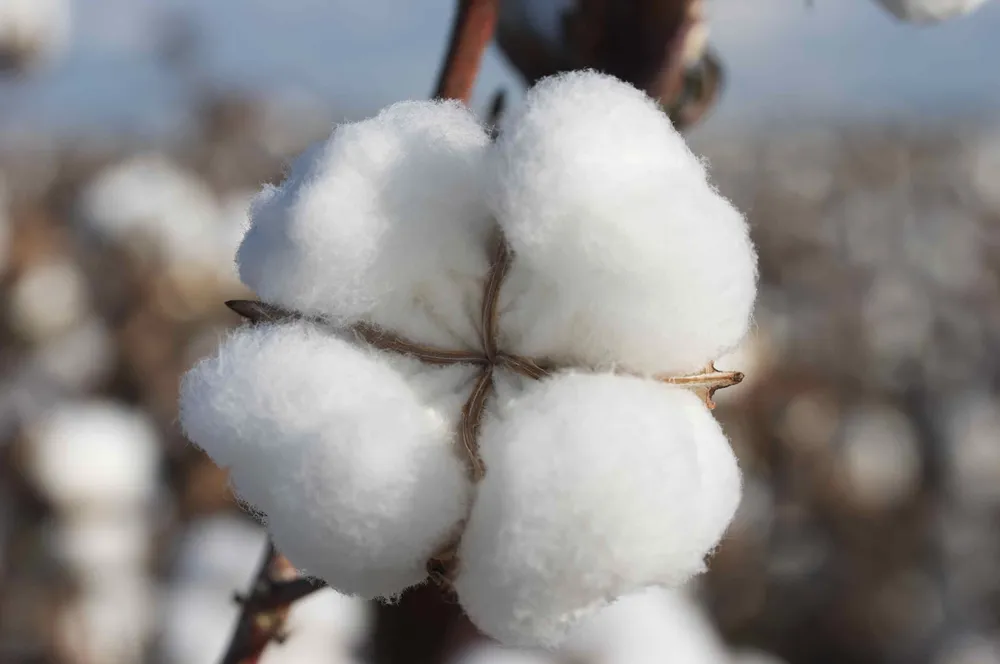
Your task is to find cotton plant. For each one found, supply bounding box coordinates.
[180,71,757,647]
[872,0,991,22]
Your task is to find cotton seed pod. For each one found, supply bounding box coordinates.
[237,100,493,348]
[455,374,740,647]
[493,71,757,375]
[560,587,731,664]
[179,321,474,598]
[872,0,990,22]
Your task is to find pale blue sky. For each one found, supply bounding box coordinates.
[1,0,999,139]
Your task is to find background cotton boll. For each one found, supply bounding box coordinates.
[47,513,152,583]
[561,587,731,664]
[58,578,155,664]
[30,316,116,392]
[26,400,161,512]
[172,514,267,589]
[450,644,556,664]
[237,101,493,348]
[8,257,90,341]
[494,71,757,375]
[455,374,741,647]
[0,0,70,73]
[159,586,240,664]
[179,321,472,598]
[873,0,990,22]
[942,392,1000,505]
[837,405,922,510]
[75,154,225,267]
[270,588,372,663]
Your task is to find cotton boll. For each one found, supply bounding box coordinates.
[560,587,730,664]
[58,579,155,664]
[31,315,115,391]
[179,321,473,598]
[943,393,1000,505]
[26,400,161,512]
[451,644,556,664]
[838,405,921,510]
[75,154,225,267]
[159,587,239,664]
[494,71,757,375]
[172,514,266,590]
[285,588,372,653]
[455,373,740,647]
[0,0,70,72]
[264,588,372,663]
[47,513,152,583]
[237,101,492,348]
[8,258,89,341]
[873,0,990,23]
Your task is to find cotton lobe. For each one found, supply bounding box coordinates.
[180,71,754,646]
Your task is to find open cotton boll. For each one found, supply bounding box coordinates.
[237,101,493,348]
[272,588,372,660]
[0,0,70,72]
[455,373,741,647]
[75,154,225,267]
[872,0,990,22]
[179,321,473,598]
[560,587,730,664]
[58,578,155,664]
[26,400,161,512]
[493,71,756,375]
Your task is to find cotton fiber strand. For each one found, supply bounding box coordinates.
[455,373,741,647]
[237,100,493,348]
[179,321,472,598]
[873,0,990,22]
[493,70,757,375]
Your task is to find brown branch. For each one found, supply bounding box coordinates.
[433,0,500,102]
[220,542,322,664]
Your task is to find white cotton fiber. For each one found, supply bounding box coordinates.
[450,644,556,664]
[873,0,990,22]
[560,587,731,664]
[492,71,757,375]
[179,321,473,598]
[237,101,493,348]
[454,373,741,647]
[26,400,161,512]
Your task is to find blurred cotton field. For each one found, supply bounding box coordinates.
[1,1,1000,663]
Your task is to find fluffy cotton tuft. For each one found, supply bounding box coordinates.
[237,101,493,348]
[26,401,161,512]
[0,0,70,72]
[873,0,990,22]
[561,587,731,664]
[455,373,741,647]
[178,321,472,598]
[493,71,757,375]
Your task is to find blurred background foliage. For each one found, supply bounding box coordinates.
[1,1,999,663]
